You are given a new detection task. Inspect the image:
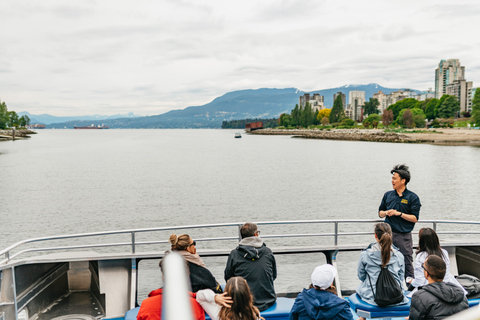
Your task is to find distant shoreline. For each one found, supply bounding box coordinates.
[249,128,480,146]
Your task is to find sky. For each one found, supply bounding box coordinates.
[1,0,480,116]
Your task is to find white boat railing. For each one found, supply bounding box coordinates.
[1,219,480,266]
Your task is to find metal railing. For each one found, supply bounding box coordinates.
[1,219,480,266]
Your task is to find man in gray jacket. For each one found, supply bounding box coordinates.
[224,222,277,311]
[409,255,468,320]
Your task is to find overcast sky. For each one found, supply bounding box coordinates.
[1,0,479,116]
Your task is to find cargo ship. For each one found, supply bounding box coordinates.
[74,124,109,129]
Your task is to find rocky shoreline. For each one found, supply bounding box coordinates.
[249,128,421,143]
[249,128,480,145]
[0,129,36,141]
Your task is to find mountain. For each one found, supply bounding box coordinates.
[44,84,421,129]
[18,111,140,125]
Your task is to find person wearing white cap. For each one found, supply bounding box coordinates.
[289,264,353,320]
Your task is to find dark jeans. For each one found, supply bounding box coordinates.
[392,231,414,279]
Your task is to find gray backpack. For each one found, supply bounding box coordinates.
[456,274,480,297]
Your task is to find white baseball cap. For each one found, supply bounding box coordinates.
[311,264,337,289]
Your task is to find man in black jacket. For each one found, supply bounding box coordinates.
[224,222,277,311]
[409,255,468,320]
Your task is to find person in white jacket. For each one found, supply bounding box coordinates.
[197,277,264,320]
[410,228,467,295]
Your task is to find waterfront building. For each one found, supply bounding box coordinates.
[416,89,435,101]
[347,90,365,121]
[467,87,478,114]
[435,59,465,99]
[299,93,324,111]
[333,92,346,110]
[373,91,387,113]
[446,80,473,114]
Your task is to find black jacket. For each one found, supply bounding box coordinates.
[409,282,468,320]
[224,236,277,311]
[188,262,222,294]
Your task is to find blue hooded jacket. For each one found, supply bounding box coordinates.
[289,288,353,320]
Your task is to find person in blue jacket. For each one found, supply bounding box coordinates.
[290,264,353,320]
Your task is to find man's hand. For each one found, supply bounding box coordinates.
[389,209,402,217]
[214,292,233,307]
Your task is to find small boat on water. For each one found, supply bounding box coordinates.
[74,124,109,129]
[1,219,480,320]
[235,132,242,138]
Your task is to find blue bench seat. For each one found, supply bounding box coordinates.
[348,293,410,319]
[125,297,294,320]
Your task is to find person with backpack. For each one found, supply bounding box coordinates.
[356,223,408,319]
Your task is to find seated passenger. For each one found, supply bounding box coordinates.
[289,264,353,320]
[224,222,277,311]
[410,228,466,295]
[165,234,222,293]
[356,223,408,315]
[409,255,468,320]
[136,258,205,320]
[196,276,264,320]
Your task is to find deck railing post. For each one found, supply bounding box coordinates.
[334,222,339,246]
[131,232,136,254]
[433,222,437,232]
[238,225,242,242]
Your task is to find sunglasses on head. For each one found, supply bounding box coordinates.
[189,241,196,247]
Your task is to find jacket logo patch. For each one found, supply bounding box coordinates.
[401,199,408,204]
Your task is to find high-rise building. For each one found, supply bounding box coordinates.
[467,87,478,114]
[348,90,365,121]
[299,93,324,111]
[435,59,465,99]
[373,91,387,113]
[446,80,473,114]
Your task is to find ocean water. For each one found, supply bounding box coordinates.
[1,129,480,298]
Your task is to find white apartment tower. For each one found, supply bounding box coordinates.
[435,59,465,99]
[348,90,365,121]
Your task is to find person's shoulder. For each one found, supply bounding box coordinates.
[405,188,419,198]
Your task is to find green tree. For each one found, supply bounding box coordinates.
[19,115,30,127]
[0,101,8,129]
[387,98,420,120]
[471,88,480,126]
[279,113,292,127]
[363,98,380,116]
[397,108,425,125]
[302,102,315,127]
[329,95,345,124]
[317,109,331,122]
[436,95,460,118]
[340,118,355,128]
[291,104,301,127]
[364,114,381,128]
[321,116,329,126]
[7,111,19,127]
[424,98,438,120]
[413,114,426,128]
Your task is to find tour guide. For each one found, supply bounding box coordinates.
[378,164,421,280]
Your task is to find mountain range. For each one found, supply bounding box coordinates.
[18,111,140,125]
[29,84,420,129]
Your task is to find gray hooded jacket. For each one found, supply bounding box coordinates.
[409,281,468,320]
[224,236,277,311]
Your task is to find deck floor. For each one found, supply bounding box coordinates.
[35,292,104,320]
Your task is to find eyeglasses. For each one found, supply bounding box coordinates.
[257,230,260,235]
[421,262,429,275]
[189,241,196,247]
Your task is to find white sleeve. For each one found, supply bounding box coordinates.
[196,289,221,320]
[411,252,428,288]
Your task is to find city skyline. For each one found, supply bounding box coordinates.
[1,0,479,116]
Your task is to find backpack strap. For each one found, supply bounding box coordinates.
[366,271,376,296]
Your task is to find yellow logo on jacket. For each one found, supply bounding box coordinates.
[401,199,408,204]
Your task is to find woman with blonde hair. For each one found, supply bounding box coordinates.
[196,276,264,320]
[356,223,408,316]
[164,233,222,293]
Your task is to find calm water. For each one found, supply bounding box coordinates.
[1,129,480,297]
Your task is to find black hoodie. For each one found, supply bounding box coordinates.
[409,281,468,320]
[224,236,277,311]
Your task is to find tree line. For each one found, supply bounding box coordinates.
[221,118,279,129]
[0,100,30,129]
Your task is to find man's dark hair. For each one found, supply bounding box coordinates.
[391,164,411,185]
[425,255,446,282]
[240,222,258,239]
